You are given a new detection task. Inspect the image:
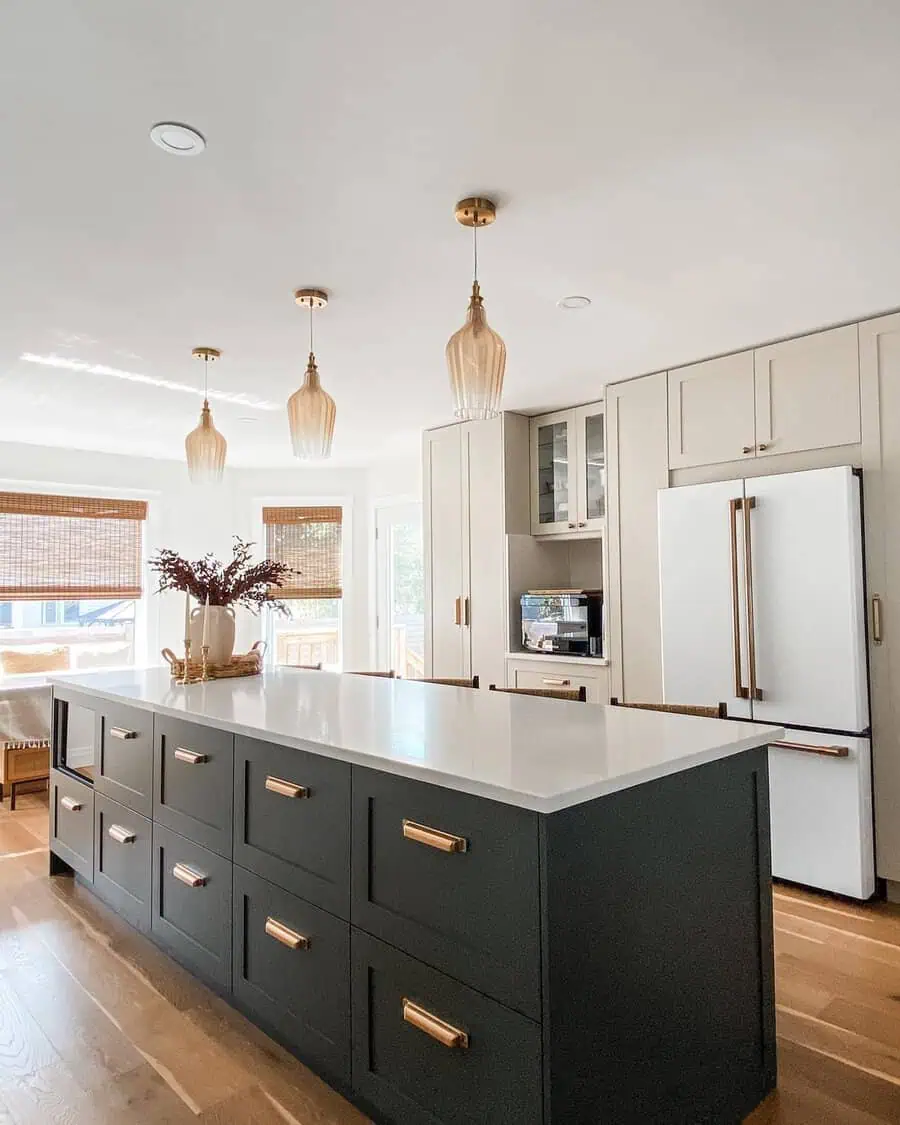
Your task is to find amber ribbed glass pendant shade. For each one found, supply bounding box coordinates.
[186,348,227,483]
[446,280,506,420]
[288,289,336,460]
[287,352,336,459]
[446,197,506,421]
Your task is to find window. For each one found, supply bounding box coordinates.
[263,506,343,671]
[0,492,146,678]
[375,503,424,677]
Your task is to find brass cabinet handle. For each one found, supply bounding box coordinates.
[463,596,470,628]
[771,739,849,759]
[172,862,207,888]
[109,726,138,741]
[402,998,469,1049]
[728,498,749,700]
[757,442,770,452]
[542,677,571,686]
[265,916,310,950]
[742,496,763,701]
[454,597,462,626]
[742,445,754,454]
[108,824,136,844]
[873,595,884,645]
[60,795,83,812]
[265,775,309,799]
[402,819,467,854]
[174,747,207,765]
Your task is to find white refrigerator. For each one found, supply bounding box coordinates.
[658,465,875,899]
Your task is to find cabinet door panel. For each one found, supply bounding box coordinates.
[530,409,576,534]
[153,717,233,857]
[575,401,606,530]
[424,426,467,678]
[94,793,151,931]
[754,324,860,456]
[97,702,153,816]
[464,418,505,690]
[668,352,756,469]
[50,769,94,880]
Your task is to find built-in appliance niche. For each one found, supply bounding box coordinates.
[506,535,605,656]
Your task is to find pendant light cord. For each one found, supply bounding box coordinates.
[203,356,209,403]
[309,300,314,355]
[473,219,478,284]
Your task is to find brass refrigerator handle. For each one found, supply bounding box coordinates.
[265,916,310,950]
[265,775,309,799]
[454,597,462,627]
[873,595,884,645]
[402,998,469,1049]
[728,499,749,700]
[770,739,850,759]
[402,819,468,853]
[463,596,470,627]
[742,496,763,701]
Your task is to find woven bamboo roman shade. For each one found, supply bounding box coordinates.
[263,506,342,599]
[0,493,148,600]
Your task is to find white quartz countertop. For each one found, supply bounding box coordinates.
[50,668,782,813]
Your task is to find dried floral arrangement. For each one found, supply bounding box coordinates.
[149,537,293,613]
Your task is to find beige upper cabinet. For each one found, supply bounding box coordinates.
[530,400,605,536]
[668,352,756,469]
[754,324,861,458]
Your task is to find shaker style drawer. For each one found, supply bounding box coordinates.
[233,865,350,1084]
[154,717,234,857]
[50,768,94,881]
[94,792,151,931]
[511,664,609,704]
[97,702,153,816]
[151,822,232,990]
[234,737,350,918]
[351,931,542,1125]
[351,768,541,1019]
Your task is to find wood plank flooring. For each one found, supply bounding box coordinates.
[3,793,900,1122]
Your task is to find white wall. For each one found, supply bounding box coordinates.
[0,442,371,670]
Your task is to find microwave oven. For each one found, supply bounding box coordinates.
[520,591,603,658]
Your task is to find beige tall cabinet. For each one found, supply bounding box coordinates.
[423,415,528,689]
[605,372,669,705]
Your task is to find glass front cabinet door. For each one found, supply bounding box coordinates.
[530,400,605,536]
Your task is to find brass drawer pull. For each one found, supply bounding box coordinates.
[60,795,83,812]
[771,739,850,759]
[172,862,207,888]
[109,726,138,741]
[402,998,469,1049]
[542,677,571,687]
[402,819,467,854]
[174,747,207,765]
[265,916,310,950]
[108,824,136,844]
[265,775,309,799]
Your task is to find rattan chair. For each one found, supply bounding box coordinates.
[413,676,480,689]
[489,684,586,703]
[609,697,728,719]
[347,670,396,678]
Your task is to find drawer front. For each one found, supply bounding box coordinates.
[233,865,350,1084]
[154,717,234,858]
[151,823,232,989]
[513,666,608,704]
[50,769,94,881]
[351,768,541,1019]
[94,793,151,931]
[351,931,542,1125]
[97,702,153,816]
[234,737,350,918]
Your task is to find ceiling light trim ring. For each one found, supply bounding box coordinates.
[149,122,207,156]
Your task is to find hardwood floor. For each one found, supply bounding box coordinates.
[3,793,900,1123]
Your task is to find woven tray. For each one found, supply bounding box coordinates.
[162,641,266,682]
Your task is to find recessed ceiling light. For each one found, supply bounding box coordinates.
[557,295,592,310]
[149,122,206,156]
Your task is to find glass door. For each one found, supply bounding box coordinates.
[52,696,97,782]
[575,402,606,532]
[375,503,425,678]
[530,410,576,534]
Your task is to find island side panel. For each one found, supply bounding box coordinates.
[539,747,776,1125]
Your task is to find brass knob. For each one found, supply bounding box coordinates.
[741,446,754,454]
[757,442,769,451]
[567,522,576,529]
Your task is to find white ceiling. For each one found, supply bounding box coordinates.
[3,1,900,467]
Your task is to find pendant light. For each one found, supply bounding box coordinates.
[288,288,336,459]
[446,197,507,421]
[185,347,227,483]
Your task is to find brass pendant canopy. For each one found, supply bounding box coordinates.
[288,290,336,459]
[185,347,227,483]
[446,197,506,421]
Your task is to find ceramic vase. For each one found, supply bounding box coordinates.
[189,604,236,666]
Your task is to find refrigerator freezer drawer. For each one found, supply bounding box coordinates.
[768,730,875,900]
